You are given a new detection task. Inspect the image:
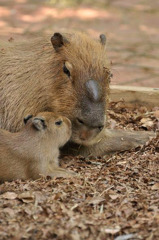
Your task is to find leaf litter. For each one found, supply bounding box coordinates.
[0,102,158,240]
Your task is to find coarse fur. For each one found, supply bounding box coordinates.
[0,31,155,158]
[0,112,74,183]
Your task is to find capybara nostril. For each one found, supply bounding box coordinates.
[98,125,104,132]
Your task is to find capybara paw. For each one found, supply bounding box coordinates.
[128,131,156,148]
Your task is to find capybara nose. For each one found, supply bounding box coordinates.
[98,125,104,132]
[76,118,104,132]
[80,131,88,141]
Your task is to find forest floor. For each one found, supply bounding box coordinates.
[0,103,159,240]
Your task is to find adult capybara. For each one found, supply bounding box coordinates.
[0,32,155,157]
[0,112,74,182]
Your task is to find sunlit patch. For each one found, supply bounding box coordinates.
[19,7,116,22]
[0,7,10,17]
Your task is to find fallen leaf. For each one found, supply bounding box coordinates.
[115,233,136,240]
[18,191,34,203]
[87,196,105,205]
[105,226,121,234]
[109,194,119,200]
[0,192,17,200]
[3,208,16,217]
[154,110,159,119]
[152,183,159,190]
[140,118,154,129]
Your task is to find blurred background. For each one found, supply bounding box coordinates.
[0,0,158,87]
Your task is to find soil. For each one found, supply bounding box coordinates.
[0,103,158,240]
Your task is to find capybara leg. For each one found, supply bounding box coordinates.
[48,167,77,178]
[70,129,156,157]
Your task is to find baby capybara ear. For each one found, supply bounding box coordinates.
[24,115,33,125]
[32,117,47,131]
[99,34,106,46]
[51,33,69,51]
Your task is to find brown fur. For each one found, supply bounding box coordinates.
[0,112,74,182]
[0,32,155,159]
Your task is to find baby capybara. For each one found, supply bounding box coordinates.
[0,112,74,182]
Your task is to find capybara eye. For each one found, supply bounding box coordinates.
[77,118,84,125]
[109,73,113,82]
[63,65,70,77]
[55,120,63,126]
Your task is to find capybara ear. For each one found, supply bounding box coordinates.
[32,117,47,131]
[24,115,33,125]
[99,34,106,46]
[51,33,68,51]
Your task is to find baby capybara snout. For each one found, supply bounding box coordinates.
[53,116,72,146]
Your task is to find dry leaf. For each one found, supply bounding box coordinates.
[18,191,34,203]
[115,234,136,240]
[109,194,119,200]
[152,183,159,190]
[140,118,154,129]
[154,110,159,119]
[105,226,121,234]
[87,196,105,205]
[0,192,17,200]
[3,208,16,217]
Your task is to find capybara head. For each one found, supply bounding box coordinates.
[51,32,112,145]
[24,112,72,147]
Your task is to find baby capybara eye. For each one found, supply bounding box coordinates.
[63,64,70,77]
[55,120,63,126]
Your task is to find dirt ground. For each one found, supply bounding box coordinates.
[0,0,159,87]
[0,1,159,240]
[0,104,159,240]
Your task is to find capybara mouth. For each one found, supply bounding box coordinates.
[71,128,100,146]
